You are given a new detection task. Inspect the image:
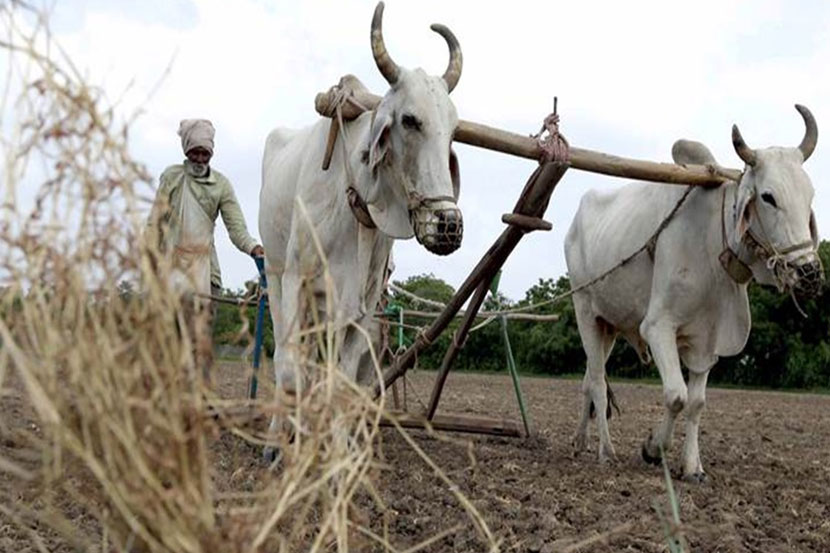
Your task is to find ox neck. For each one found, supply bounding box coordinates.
[333,114,379,229]
[346,141,378,229]
[347,117,406,201]
[720,182,756,285]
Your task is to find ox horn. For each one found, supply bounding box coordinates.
[795,104,818,161]
[371,2,400,85]
[731,124,756,167]
[430,23,463,93]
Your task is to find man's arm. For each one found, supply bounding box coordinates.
[218,179,260,255]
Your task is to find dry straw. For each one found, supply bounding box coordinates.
[0,2,496,552]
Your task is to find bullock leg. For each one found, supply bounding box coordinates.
[352,316,383,386]
[572,300,617,462]
[332,310,383,390]
[264,271,307,464]
[681,369,709,482]
[640,321,686,465]
[263,270,284,464]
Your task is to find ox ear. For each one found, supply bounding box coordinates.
[450,147,460,202]
[365,109,415,238]
[369,111,394,175]
[810,210,819,249]
[734,182,755,239]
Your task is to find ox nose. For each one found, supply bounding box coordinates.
[438,210,461,238]
[430,209,463,255]
[794,260,825,298]
[415,207,464,256]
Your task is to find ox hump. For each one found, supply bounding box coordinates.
[672,139,717,166]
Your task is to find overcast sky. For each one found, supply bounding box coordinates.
[44,0,830,300]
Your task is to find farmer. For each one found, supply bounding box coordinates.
[146,118,264,379]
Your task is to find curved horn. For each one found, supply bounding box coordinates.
[731,124,757,167]
[795,104,818,161]
[430,23,463,93]
[371,2,399,85]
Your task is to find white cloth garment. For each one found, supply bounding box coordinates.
[169,181,214,297]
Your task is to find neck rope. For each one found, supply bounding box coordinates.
[719,183,815,286]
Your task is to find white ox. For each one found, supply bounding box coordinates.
[258,3,463,459]
[565,106,823,481]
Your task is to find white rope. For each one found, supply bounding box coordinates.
[387,282,562,319]
[390,186,696,318]
[469,316,497,333]
[388,283,446,309]
[383,307,559,322]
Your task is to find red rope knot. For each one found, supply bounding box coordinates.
[534,98,570,164]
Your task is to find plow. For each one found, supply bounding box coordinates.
[243,72,746,439]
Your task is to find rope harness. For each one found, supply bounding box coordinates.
[533,100,570,164]
[322,86,378,229]
[497,185,698,315]
[718,180,821,316]
[718,186,754,284]
[746,202,816,289]
[324,83,462,244]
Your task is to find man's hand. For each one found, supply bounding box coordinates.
[250,244,265,257]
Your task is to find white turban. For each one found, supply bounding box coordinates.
[178,119,215,155]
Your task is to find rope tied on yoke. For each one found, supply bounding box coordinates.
[745,202,815,318]
[534,97,570,164]
[319,80,372,119]
[322,82,378,229]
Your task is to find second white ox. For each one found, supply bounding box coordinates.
[259,3,463,456]
[565,106,823,481]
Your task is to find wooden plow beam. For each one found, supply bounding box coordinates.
[315,78,743,439]
[379,411,523,437]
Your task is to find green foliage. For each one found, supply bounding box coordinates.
[212,281,274,357]
[388,242,829,390]
[210,241,829,390]
[388,273,459,369]
[510,277,580,375]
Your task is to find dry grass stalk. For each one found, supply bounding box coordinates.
[0,3,496,552]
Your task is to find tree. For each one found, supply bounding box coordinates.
[228,240,829,390]
[390,273,455,307]
[510,276,594,376]
[387,274,457,369]
[212,281,274,358]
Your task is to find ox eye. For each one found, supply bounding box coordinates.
[761,192,778,208]
[401,113,422,131]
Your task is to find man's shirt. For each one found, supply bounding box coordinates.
[147,164,258,288]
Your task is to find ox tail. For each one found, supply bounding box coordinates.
[589,375,621,420]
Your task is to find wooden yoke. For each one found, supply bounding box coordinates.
[315,85,742,186]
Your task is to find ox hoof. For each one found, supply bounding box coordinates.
[598,446,617,465]
[641,442,662,466]
[599,453,617,465]
[682,472,707,484]
[571,433,588,453]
